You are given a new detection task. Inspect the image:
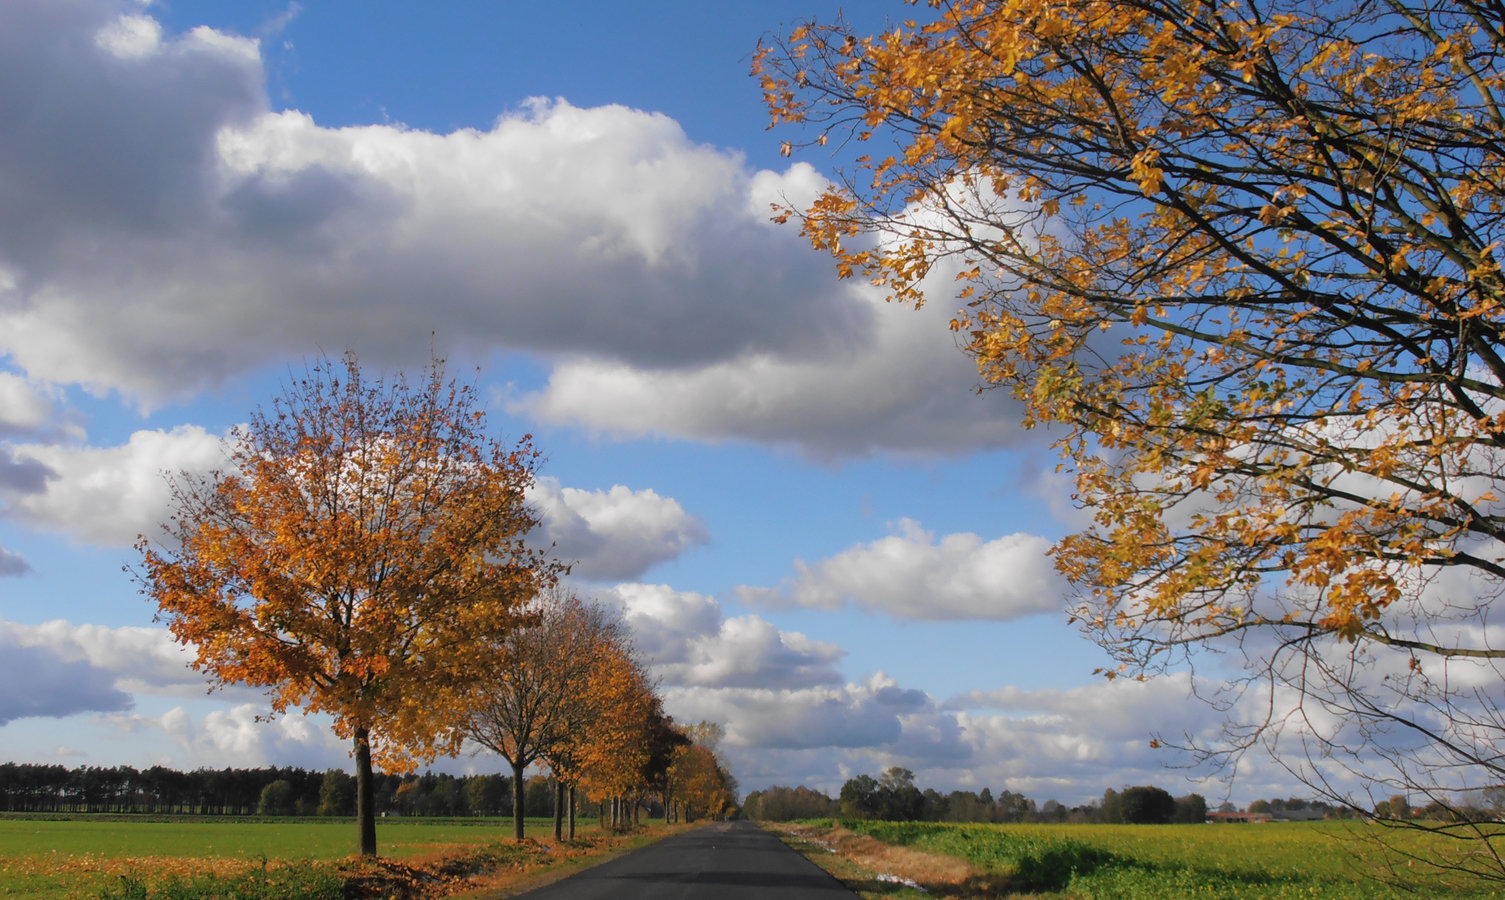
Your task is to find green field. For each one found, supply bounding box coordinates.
[0,815,587,899]
[799,819,1505,899]
[0,814,561,859]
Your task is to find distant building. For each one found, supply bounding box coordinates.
[1206,809,1327,823]
[1271,809,1326,822]
[1206,811,1274,823]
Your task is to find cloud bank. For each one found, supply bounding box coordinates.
[2,425,708,588]
[0,0,1025,459]
[0,618,208,698]
[0,608,1322,805]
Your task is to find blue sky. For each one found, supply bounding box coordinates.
[0,0,1309,806]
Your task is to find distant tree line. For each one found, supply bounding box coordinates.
[1238,790,1505,823]
[743,767,1314,825]
[0,762,569,818]
[0,758,742,825]
[1367,788,1505,824]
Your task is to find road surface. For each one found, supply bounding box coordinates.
[509,820,860,899]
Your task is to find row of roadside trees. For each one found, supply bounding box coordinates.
[461,587,739,840]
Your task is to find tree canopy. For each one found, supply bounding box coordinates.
[138,354,555,856]
[758,0,1505,870]
[666,722,738,823]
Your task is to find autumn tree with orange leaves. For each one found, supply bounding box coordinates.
[759,0,1505,871]
[464,587,647,841]
[556,630,660,832]
[667,722,737,823]
[137,354,555,857]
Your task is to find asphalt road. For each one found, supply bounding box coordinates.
[509,820,860,900]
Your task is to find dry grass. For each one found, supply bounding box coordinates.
[764,821,1031,900]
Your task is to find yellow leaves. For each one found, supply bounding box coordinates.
[1304,36,1356,76]
[1258,202,1295,225]
[762,0,1505,703]
[1189,463,1219,489]
[1387,244,1412,274]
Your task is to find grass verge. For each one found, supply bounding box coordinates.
[762,819,1505,899]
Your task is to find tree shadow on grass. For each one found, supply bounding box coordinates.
[1009,840,1123,891]
[999,841,1314,898]
[834,844,1116,899]
[843,839,1311,899]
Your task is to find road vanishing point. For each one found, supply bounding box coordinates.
[511,821,859,899]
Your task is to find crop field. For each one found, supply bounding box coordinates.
[772,819,1505,899]
[0,814,644,899]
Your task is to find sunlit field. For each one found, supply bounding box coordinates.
[0,814,640,899]
[775,819,1505,899]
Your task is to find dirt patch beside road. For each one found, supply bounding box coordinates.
[761,821,1015,899]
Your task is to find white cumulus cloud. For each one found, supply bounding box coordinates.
[0,618,210,697]
[669,670,1271,804]
[529,478,708,581]
[0,372,62,436]
[2,426,227,545]
[154,703,350,769]
[600,582,845,690]
[739,518,1065,620]
[665,675,918,751]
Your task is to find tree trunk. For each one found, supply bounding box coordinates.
[354,727,377,857]
[567,785,576,840]
[511,760,526,842]
[553,779,564,841]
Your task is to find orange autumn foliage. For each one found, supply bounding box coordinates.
[137,354,558,855]
[759,0,1505,865]
[667,723,735,822]
[554,625,657,812]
